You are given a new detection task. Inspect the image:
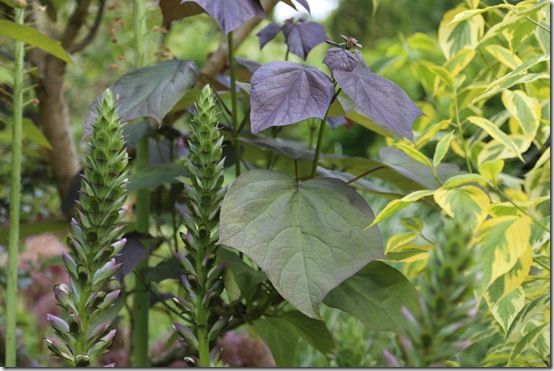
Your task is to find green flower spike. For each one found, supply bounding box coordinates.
[173,85,227,367]
[387,213,479,367]
[45,89,128,367]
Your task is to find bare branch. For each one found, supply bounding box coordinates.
[70,0,106,53]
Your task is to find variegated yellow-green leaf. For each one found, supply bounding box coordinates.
[392,141,433,168]
[478,136,530,163]
[502,90,541,141]
[442,173,489,189]
[370,189,434,227]
[485,246,532,303]
[485,45,523,70]
[509,323,549,365]
[487,287,525,334]
[478,160,504,183]
[438,6,484,59]
[473,54,550,103]
[467,116,524,162]
[385,232,432,263]
[477,215,532,291]
[434,185,490,231]
[444,48,475,78]
[433,131,455,167]
[449,4,508,24]
[489,197,550,218]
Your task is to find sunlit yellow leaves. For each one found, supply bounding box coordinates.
[468,116,524,161]
[478,160,504,183]
[485,45,523,70]
[477,215,532,291]
[370,190,435,227]
[439,6,484,60]
[385,232,432,263]
[487,287,526,334]
[502,90,541,144]
[433,131,455,167]
[444,48,475,78]
[434,185,490,231]
[392,141,433,168]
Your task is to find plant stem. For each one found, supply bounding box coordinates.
[131,0,150,366]
[310,118,327,178]
[228,32,241,177]
[5,7,24,368]
[453,86,472,173]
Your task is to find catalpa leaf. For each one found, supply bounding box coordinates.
[182,0,265,34]
[159,0,203,24]
[219,170,384,318]
[323,261,419,332]
[250,62,335,134]
[324,48,421,140]
[283,20,327,60]
[84,60,198,134]
[257,22,282,49]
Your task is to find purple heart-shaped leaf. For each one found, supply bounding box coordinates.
[257,22,282,49]
[283,20,327,60]
[324,48,421,140]
[250,61,335,134]
[182,0,265,34]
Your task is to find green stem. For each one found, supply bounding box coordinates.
[5,7,24,368]
[310,118,327,178]
[494,185,550,233]
[131,0,150,366]
[453,86,472,173]
[228,32,240,177]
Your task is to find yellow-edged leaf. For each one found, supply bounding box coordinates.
[434,185,490,231]
[485,45,523,70]
[442,173,489,188]
[477,215,532,291]
[370,190,434,227]
[439,6,484,59]
[502,90,541,141]
[433,131,455,167]
[478,160,504,183]
[487,287,526,334]
[392,141,433,168]
[467,116,524,162]
[444,48,476,78]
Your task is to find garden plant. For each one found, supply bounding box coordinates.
[0,0,550,367]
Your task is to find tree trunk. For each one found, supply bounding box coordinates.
[32,53,80,197]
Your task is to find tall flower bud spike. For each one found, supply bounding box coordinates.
[46,89,128,367]
[173,85,227,367]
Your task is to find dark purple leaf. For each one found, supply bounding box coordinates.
[84,60,199,134]
[250,61,335,134]
[323,47,358,72]
[236,57,261,74]
[115,233,148,279]
[257,22,282,49]
[182,0,265,34]
[283,20,327,60]
[324,48,421,140]
[160,0,204,24]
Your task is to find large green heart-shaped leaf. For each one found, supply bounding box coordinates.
[219,170,383,318]
[323,261,419,332]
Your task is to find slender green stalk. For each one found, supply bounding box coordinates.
[310,117,327,178]
[131,0,150,366]
[453,86,472,173]
[228,32,241,177]
[173,86,227,367]
[5,6,25,368]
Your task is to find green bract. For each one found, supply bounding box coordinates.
[46,89,128,367]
